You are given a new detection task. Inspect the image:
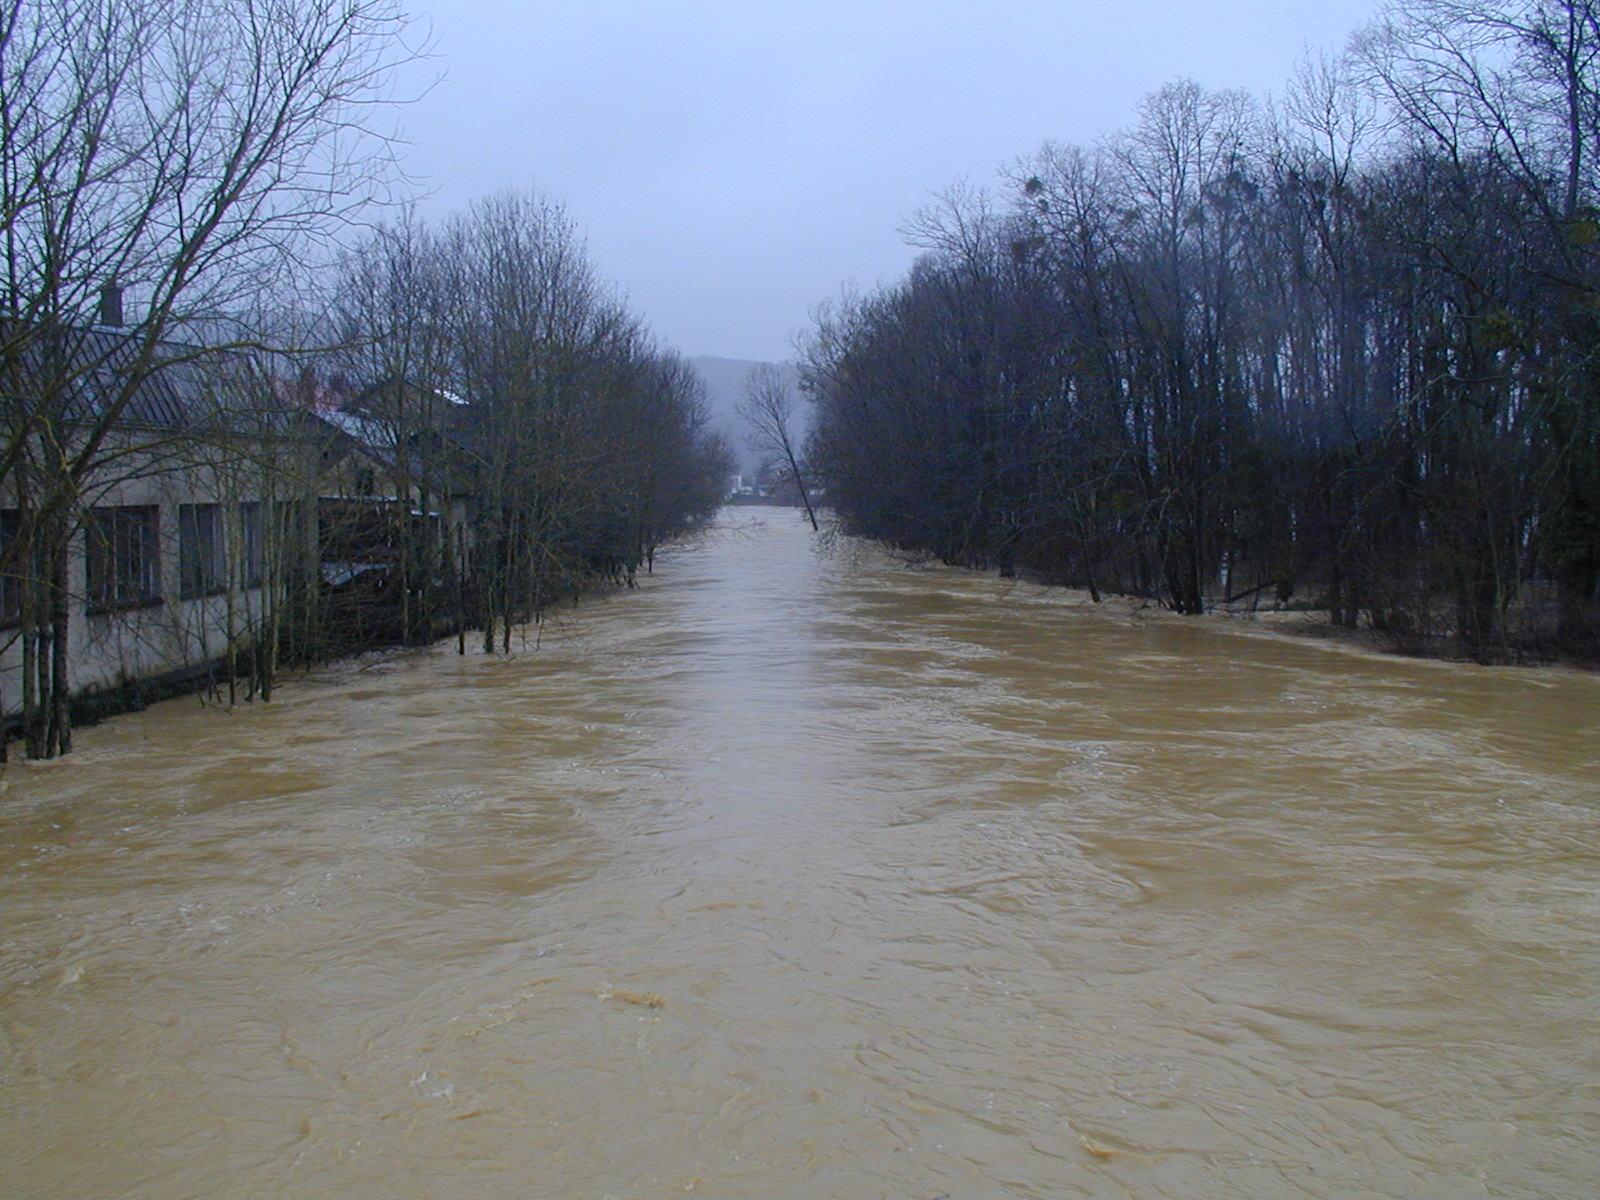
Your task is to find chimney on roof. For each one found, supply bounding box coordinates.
[97,281,124,327]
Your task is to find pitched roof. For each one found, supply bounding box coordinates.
[1,322,256,432]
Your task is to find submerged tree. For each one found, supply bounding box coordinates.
[739,362,817,531]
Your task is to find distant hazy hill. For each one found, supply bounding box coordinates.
[688,355,802,477]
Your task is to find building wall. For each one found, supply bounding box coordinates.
[1,438,282,716]
[1,424,470,717]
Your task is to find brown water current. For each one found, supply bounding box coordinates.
[2,509,1598,1198]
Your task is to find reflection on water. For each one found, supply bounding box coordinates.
[2,509,1597,1199]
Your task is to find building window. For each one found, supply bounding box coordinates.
[0,509,21,626]
[239,501,263,588]
[85,506,161,611]
[179,503,225,599]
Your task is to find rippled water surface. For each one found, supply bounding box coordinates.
[2,510,1598,1198]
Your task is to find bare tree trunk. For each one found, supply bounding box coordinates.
[29,558,51,759]
[21,607,39,761]
[790,449,820,532]
[450,521,466,656]
[49,542,70,756]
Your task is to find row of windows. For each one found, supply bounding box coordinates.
[0,502,265,622]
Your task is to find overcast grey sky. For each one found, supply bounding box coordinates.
[400,1,1384,361]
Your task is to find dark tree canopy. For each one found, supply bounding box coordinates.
[802,2,1600,662]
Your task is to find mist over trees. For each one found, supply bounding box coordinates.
[738,363,817,529]
[688,356,803,477]
[802,0,1600,662]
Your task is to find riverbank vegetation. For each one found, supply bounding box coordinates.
[325,196,732,660]
[802,0,1600,664]
[0,0,729,759]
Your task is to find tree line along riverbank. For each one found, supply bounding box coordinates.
[2,1,730,761]
[799,0,1600,666]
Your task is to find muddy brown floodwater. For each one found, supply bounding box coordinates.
[1,509,1598,1199]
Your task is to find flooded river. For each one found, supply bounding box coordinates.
[1,509,1597,1199]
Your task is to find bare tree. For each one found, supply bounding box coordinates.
[1,0,417,757]
[738,362,817,530]
[804,2,1600,662]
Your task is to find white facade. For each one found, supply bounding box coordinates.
[1,436,289,716]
